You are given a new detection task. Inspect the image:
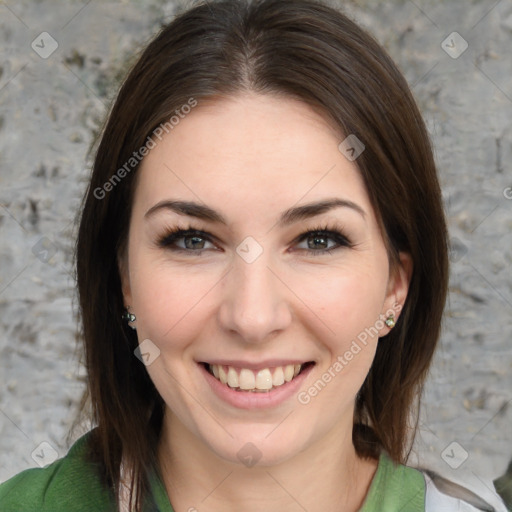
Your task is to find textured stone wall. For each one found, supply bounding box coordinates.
[1,0,511,505]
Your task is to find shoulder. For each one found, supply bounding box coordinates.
[361,453,509,512]
[360,453,426,511]
[0,429,115,512]
[423,470,509,512]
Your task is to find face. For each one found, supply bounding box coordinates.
[119,93,410,467]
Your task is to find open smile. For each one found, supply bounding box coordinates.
[202,362,316,392]
[198,360,316,409]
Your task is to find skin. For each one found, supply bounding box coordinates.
[119,93,412,512]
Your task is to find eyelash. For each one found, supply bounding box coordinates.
[156,223,353,257]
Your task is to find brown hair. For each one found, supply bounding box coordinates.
[74,0,449,509]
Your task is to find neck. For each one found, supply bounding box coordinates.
[157,411,378,512]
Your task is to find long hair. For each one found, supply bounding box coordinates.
[74,0,449,509]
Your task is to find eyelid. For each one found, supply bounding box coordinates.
[290,227,353,257]
[156,225,217,250]
[292,225,352,247]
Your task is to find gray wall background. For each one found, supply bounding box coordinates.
[1,0,511,503]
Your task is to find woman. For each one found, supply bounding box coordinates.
[0,0,507,510]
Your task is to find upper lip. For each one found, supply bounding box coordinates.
[199,359,315,370]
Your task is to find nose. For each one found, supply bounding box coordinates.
[217,250,292,344]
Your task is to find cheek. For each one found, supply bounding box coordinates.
[300,272,385,407]
[297,266,387,343]
[129,253,220,346]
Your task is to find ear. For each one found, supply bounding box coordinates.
[117,249,132,308]
[381,251,413,332]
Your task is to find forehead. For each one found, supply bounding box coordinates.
[134,93,373,224]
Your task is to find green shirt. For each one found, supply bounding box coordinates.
[0,429,426,511]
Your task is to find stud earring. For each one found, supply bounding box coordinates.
[122,307,137,329]
[385,315,396,328]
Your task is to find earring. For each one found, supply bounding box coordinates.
[122,307,136,329]
[385,315,396,328]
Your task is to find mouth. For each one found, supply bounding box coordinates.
[200,361,316,393]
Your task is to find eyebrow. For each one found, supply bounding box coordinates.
[144,198,366,226]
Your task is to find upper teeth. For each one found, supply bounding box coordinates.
[209,364,302,391]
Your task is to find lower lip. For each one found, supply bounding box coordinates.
[199,363,315,410]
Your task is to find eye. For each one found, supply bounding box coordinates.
[294,225,353,256]
[157,227,216,255]
[156,223,353,257]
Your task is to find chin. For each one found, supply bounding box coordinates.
[202,424,311,469]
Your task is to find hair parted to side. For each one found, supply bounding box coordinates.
[74,0,449,509]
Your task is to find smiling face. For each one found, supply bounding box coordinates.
[119,93,411,467]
